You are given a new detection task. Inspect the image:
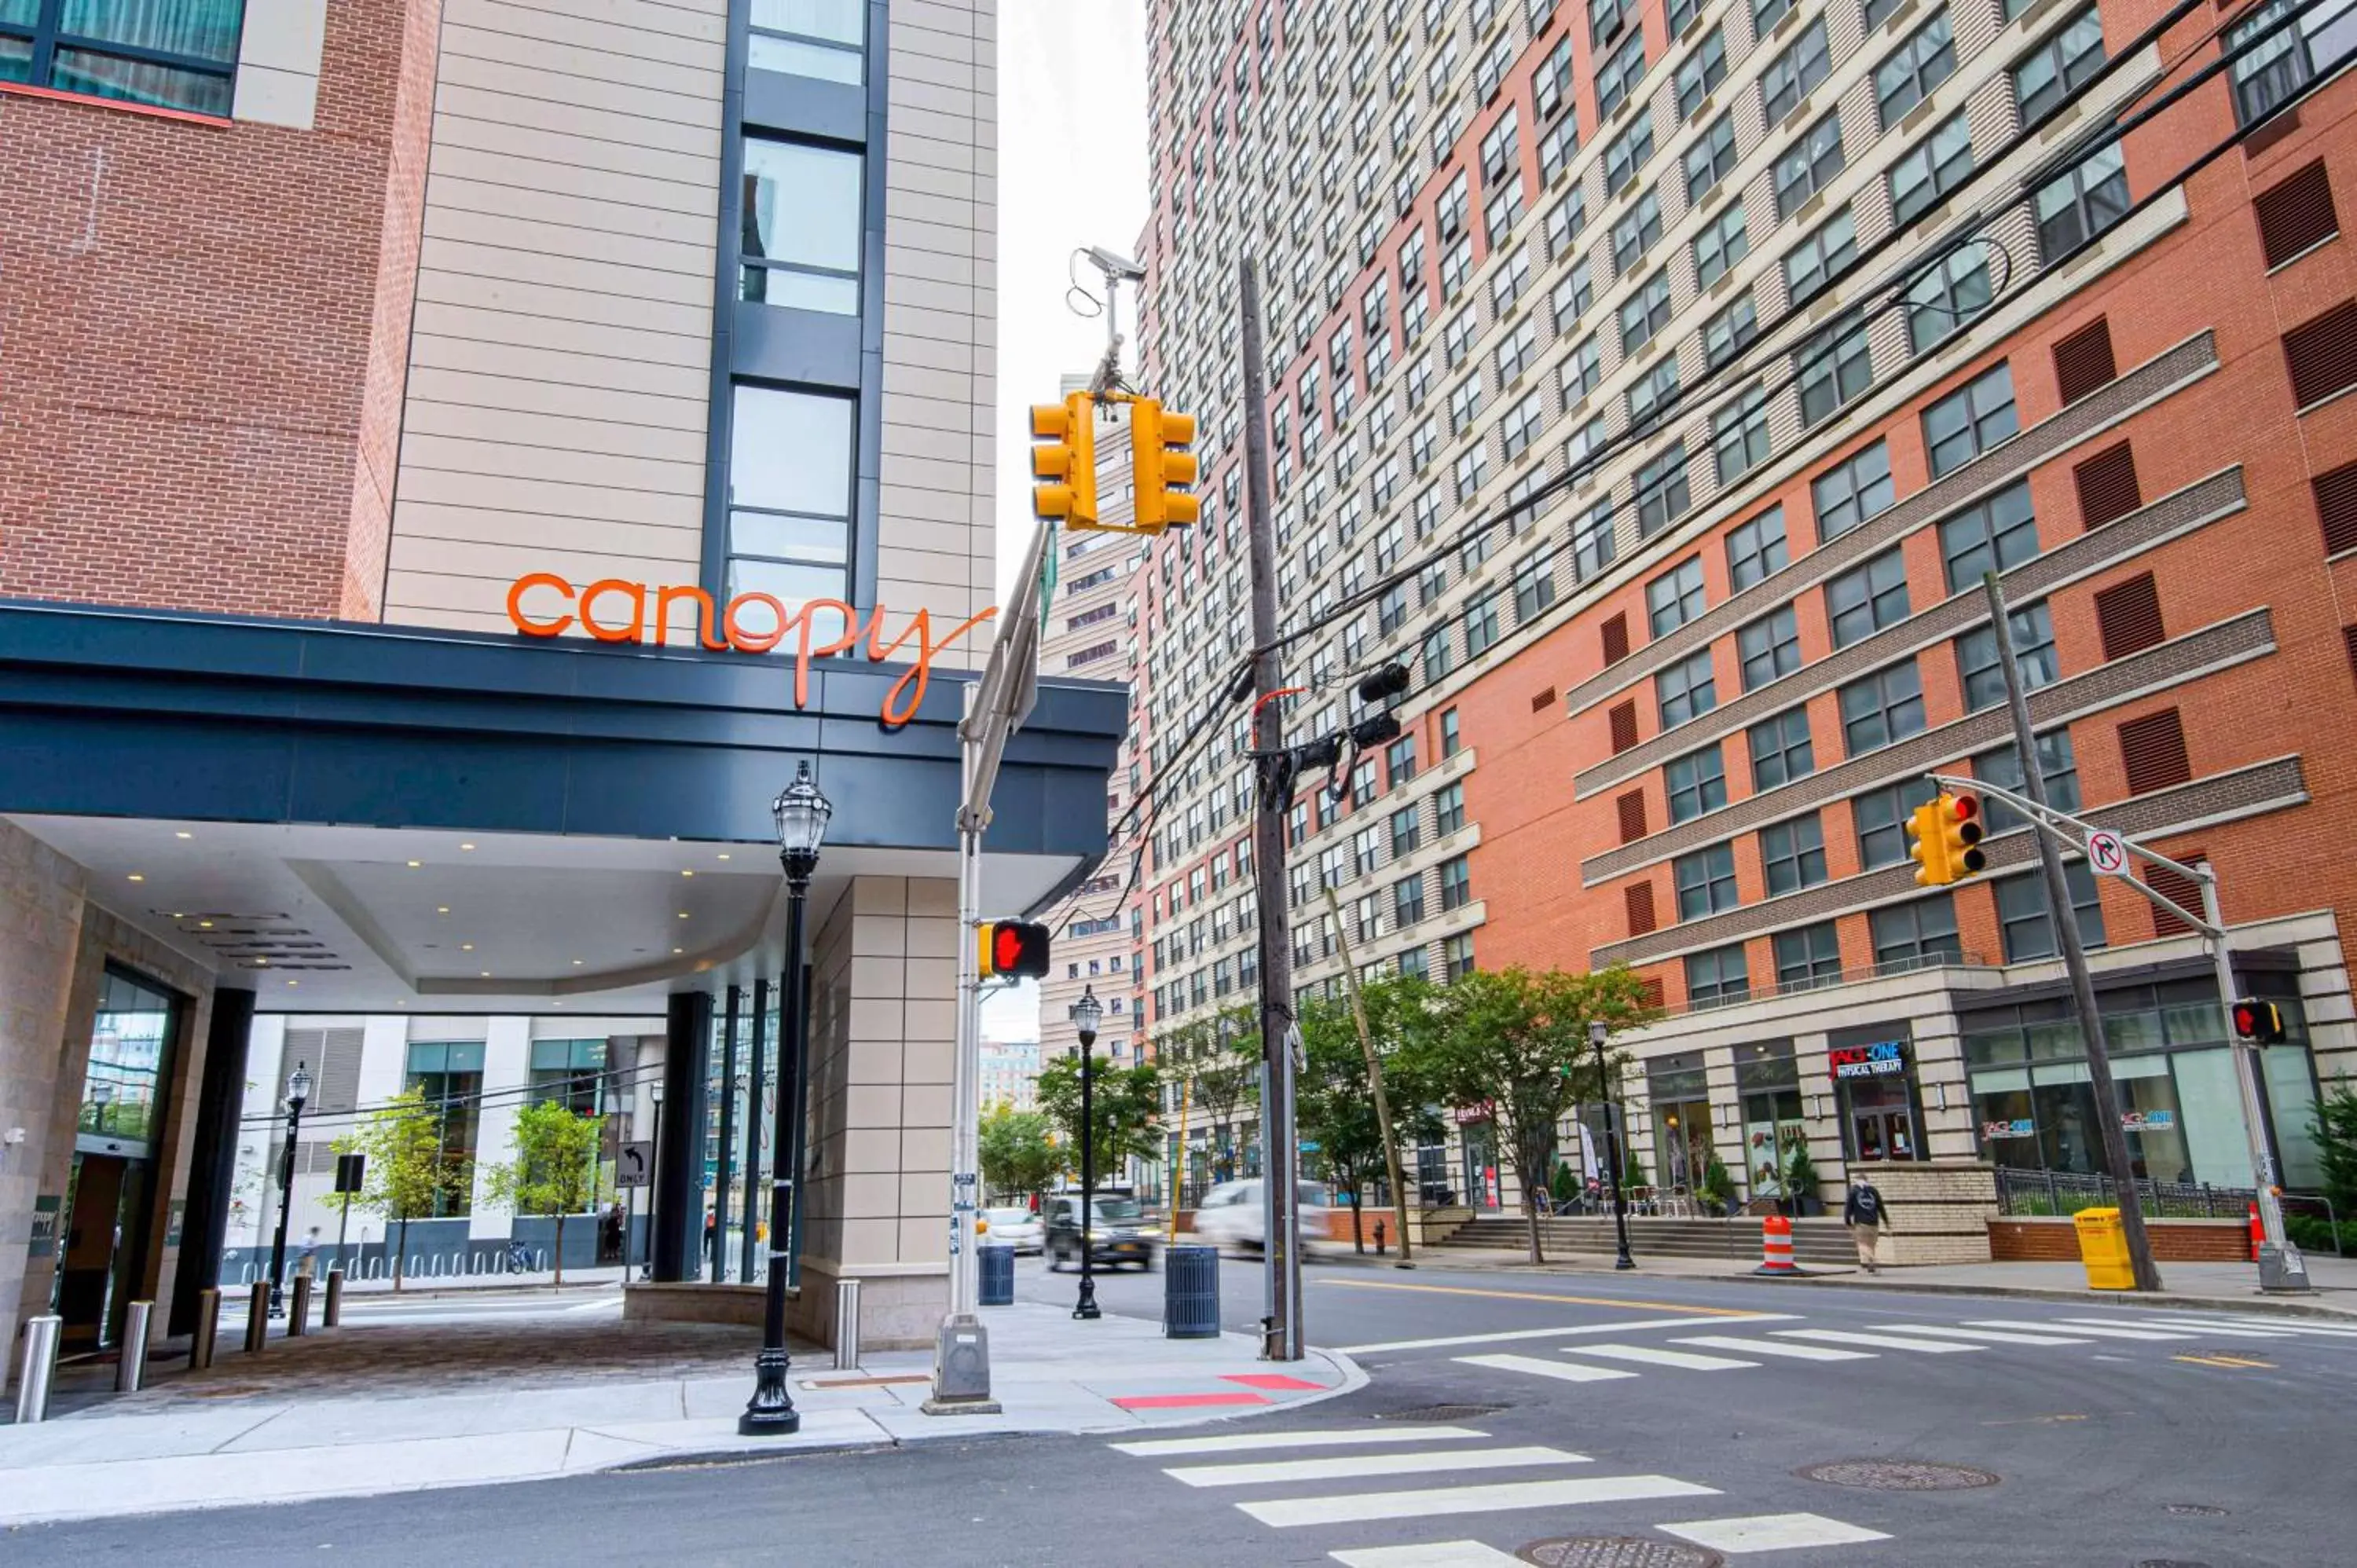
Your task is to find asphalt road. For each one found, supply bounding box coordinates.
[21,1258,2357,1566]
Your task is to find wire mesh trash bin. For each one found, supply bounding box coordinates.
[2073,1206,2134,1291]
[1164,1244,1220,1339]
[978,1244,1015,1306]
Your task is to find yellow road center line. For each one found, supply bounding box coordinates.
[2173,1353,2273,1369]
[1318,1278,1769,1317]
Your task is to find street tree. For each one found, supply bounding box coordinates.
[1407,964,1655,1264]
[329,1086,463,1293]
[1037,1053,1164,1184]
[1296,975,1445,1251]
[485,1100,605,1286]
[977,1101,1057,1203]
[1157,1006,1258,1189]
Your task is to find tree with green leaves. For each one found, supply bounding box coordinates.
[1403,964,1655,1264]
[1158,1006,1258,1189]
[329,1087,464,1293]
[1038,1053,1164,1183]
[1296,975,1445,1252]
[2311,1082,2357,1222]
[484,1100,605,1286]
[978,1101,1057,1203]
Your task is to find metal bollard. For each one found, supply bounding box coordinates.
[13,1314,61,1423]
[834,1277,862,1371]
[192,1287,221,1371]
[115,1300,154,1393]
[288,1273,313,1337]
[324,1268,344,1328]
[244,1279,269,1354]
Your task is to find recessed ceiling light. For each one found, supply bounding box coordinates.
[571,959,584,966]
[255,958,269,966]
[681,869,695,878]
[678,911,689,919]
[673,947,684,954]
[437,907,450,914]
[553,1001,564,1007]
[397,1001,407,1008]
[172,912,184,919]
[199,920,214,929]
[717,852,731,861]
[126,874,144,882]
[406,860,423,869]
[174,831,192,841]
[461,842,476,852]
[481,970,491,977]
[287,980,298,987]
[461,943,475,951]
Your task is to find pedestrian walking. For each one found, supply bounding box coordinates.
[295,1225,322,1280]
[1843,1172,1886,1273]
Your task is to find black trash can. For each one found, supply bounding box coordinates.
[1164,1244,1220,1339]
[978,1244,1015,1306]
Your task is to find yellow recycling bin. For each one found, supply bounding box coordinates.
[2073,1206,2135,1290]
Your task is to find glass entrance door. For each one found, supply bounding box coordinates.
[60,968,182,1349]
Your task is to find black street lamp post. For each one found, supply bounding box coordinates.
[742,761,830,1437]
[267,1060,313,1317]
[643,1080,664,1281]
[1071,986,1103,1321]
[1589,1021,1633,1271]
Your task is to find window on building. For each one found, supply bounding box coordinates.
[1871,893,1964,965]
[1637,441,1692,535]
[1761,811,1829,895]
[1762,20,1831,124]
[1784,204,1857,307]
[1439,854,1473,911]
[1996,862,2109,962]
[1774,922,1844,987]
[1513,549,1558,619]
[2014,5,2105,126]
[1613,186,1663,272]
[1738,603,1802,690]
[1622,269,1674,355]
[1773,112,1846,220]
[1692,201,1750,288]
[1797,312,1874,427]
[1573,499,1618,579]
[1666,743,1728,822]
[1420,621,1455,683]
[1441,707,1462,757]
[1939,481,2039,591]
[750,0,866,82]
[1391,802,1423,858]
[1387,734,1418,787]
[1687,112,1739,204]
[728,384,856,611]
[1657,647,1718,727]
[1905,245,1996,354]
[1437,780,1467,834]
[0,0,244,115]
[741,137,865,313]
[1714,384,1772,485]
[2035,145,2131,260]
[1464,593,1502,657]
[1813,441,1893,542]
[1974,730,2081,830]
[1687,944,1751,1006]
[2225,0,2353,126]
[1703,291,1759,371]
[1629,355,1681,431]
[1395,871,1428,926]
[1840,659,1927,754]
[1674,841,1741,918]
[1890,112,1974,225]
[528,1039,607,1114]
[1647,555,1709,636]
[405,1042,485,1217]
[1876,11,1956,127]
[1726,507,1790,591]
[1749,706,1816,789]
[1826,548,1911,649]
[1443,930,1477,980]
[1677,28,1726,120]
[1605,115,1656,196]
[1924,363,2019,478]
[1956,602,2059,710]
[1596,27,1649,118]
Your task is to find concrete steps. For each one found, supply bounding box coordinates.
[1434,1214,1858,1267]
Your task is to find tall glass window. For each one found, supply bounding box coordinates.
[80,969,178,1151]
[2,1,244,116]
[405,1042,486,1218]
[529,1039,607,1114]
[741,137,864,313]
[728,384,855,614]
[750,0,864,84]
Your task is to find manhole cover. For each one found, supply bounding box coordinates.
[1798,1459,2000,1491]
[2165,1504,2229,1517]
[1519,1538,1721,1568]
[1373,1401,1508,1422]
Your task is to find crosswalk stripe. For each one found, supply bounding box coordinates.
[1454,1353,1638,1383]
[1166,1445,1585,1489]
[1111,1426,1486,1457]
[1867,1324,2090,1346]
[1965,1320,2196,1343]
[1774,1328,1981,1354]
[1658,1511,1893,1553]
[2052,1317,2291,1339]
[2146,1313,2357,1338]
[1329,1542,1523,1566]
[1560,1343,1760,1371]
[1338,1313,1798,1355]
[1671,1334,1876,1362]
[1238,1474,1721,1528]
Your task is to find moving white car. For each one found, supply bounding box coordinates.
[1186,1179,1331,1251]
[976,1206,1042,1254]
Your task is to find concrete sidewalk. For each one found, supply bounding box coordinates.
[1362,1241,2357,1317]
[0,1304,1362,1527]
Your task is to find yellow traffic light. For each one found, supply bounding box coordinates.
[1908,792,1986,886]
[1130,397,1200,533]
[1031,394,1097,526]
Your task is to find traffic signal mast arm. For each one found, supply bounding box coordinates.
[1916,771,2214,937]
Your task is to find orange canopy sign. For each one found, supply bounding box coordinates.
[505,574,997,728]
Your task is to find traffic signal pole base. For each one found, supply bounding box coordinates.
[922,1313,1001,1415]
[2259,1244,2314,1294]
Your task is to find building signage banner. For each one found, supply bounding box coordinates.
[2120,1108,2176,1131]
[1828,1040,1908,1080]
[503,574,999,727]
[1981,1118,2036,1141]
[28,1194,60,1258]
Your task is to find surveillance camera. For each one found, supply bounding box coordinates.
[1086,246,1146,281]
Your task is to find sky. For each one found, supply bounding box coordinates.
[992,0,1152,602]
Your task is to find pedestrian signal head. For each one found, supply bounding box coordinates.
[979,920,1052,979]
[1031,394,1098,527]
[2231,998,2288,1044]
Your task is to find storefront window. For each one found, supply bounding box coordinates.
[1647,1055,1714,1189]
[1829,1024,1923,1163]
[405,1042,484,1218]
[529,1039,606,1114]
[1735,1042,1803,1199]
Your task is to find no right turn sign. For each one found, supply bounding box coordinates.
[2087,829,2130,877]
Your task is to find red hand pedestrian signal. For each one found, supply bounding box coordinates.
[979,921,1051,979]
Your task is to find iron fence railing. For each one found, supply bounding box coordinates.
[1994,1167,2345,1255]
